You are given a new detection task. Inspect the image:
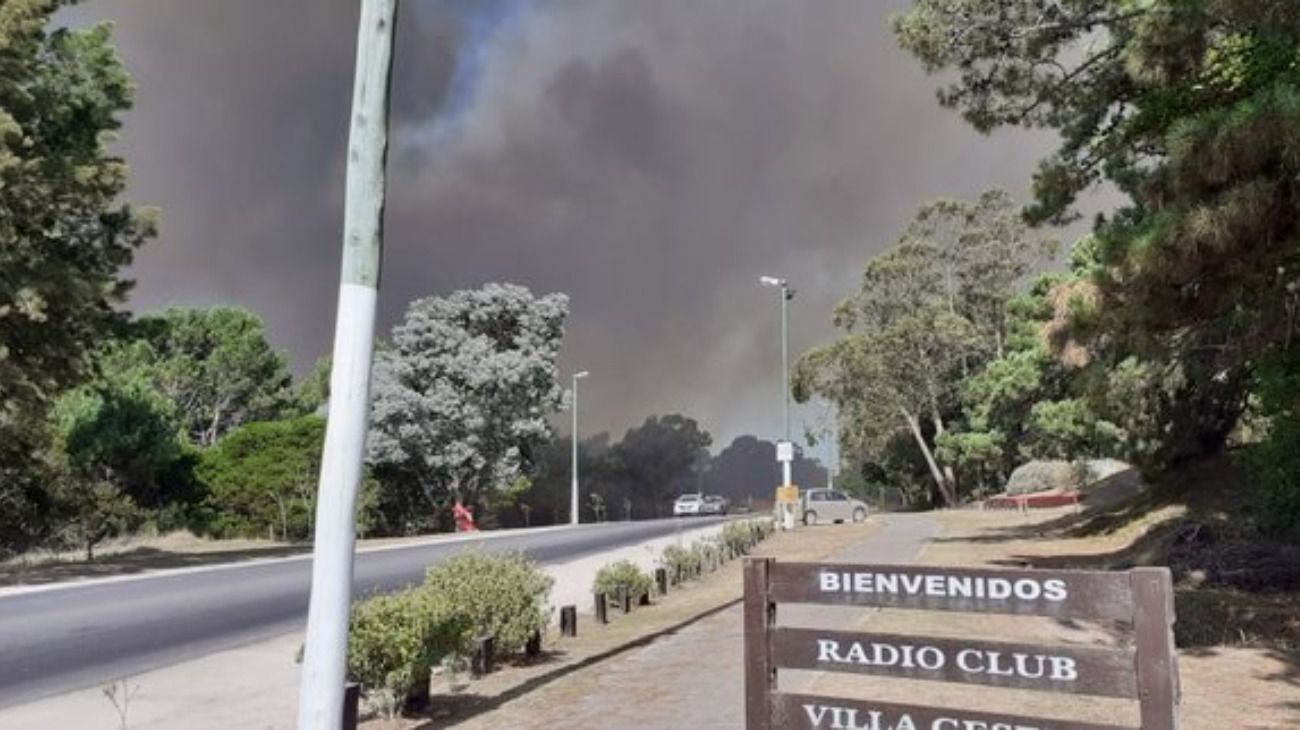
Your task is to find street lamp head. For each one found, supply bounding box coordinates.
[759,275,784,287]
[573,370,590,380]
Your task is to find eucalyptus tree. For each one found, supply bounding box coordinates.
[367,284,568,527]
[796,191,1052,505]
[133,307,292,446]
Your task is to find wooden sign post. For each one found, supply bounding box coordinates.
[743,559,1178,730]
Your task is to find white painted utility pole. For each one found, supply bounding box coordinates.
[570,370,589,525]
[297,1,397,727]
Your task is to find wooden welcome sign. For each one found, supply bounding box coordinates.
[743,559,1179,730]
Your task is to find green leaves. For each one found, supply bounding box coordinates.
[422,550,553,655]
[195,415,327,541]
[367,283,568,527]
[593,560,654,601]
[136,308,292,446]
[0,1,153,485]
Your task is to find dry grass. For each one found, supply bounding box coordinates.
[0,530,306,588]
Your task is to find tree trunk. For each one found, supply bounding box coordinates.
[901,408,955,507]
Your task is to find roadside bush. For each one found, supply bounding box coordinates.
[721,522,756,556]
[660,544,700,584]
[347,589,465,717]
[692,539,720,570]
[593,560,654,602]
[744,519,774,545]
[423,550,553,655]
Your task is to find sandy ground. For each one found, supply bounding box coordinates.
[911,508,1300,729]
[0,521,734,730]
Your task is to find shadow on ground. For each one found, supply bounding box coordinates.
[407,598,742,729]
[0,544,311,587]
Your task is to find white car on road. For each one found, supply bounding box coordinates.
[800,488,869,526]
[673,493,704,517]
[702,495,729,515]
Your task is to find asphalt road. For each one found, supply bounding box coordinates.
[0,516,732,708]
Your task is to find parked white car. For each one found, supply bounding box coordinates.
[673,493,704,517]
[702,495,729,515]
[800,488,869,526]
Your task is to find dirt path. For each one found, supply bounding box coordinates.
[448,514,937,730]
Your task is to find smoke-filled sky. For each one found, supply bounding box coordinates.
[61,0,1068,456]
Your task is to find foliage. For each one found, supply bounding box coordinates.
[796,191,1054,504]
[293,356,331,416]
[692,540,721,570]
[422,550,553,655]
[131,308,292,447]
[720,521,760,556]
[935,430,1006,497]
[1024,399,1126,462]
[615,414,712,517]
[51,472,143,562]
[0,1,155,488]
[347,588,465,717]
[592,560,654,602]
[368,284,567,530]
[195,416,327,540]
[54,340,192,510]
[1241,353,1300,542]
[705,435,827,504]
[659,544,700,585]
[894,0,1300,465]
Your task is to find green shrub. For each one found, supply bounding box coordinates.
[423,550,553,655]
[660,544,700,584]
[593,560,654,601]
[692,540,720,570]
[347,589,465,716]
[1244,353,1300,543]
[721,522,755,556]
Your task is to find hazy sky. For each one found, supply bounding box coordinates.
[61,0,1065,456]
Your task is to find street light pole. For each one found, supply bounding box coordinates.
[570,371,589,526]
[760,276,794,487]
[760,275,796,531]
[298,1,396,727]
[780,280,790,445]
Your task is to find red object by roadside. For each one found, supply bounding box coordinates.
[453,499,478,532]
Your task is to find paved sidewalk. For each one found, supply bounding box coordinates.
[453,513,938,730]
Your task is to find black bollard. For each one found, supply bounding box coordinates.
[655,568,668,596]
[594,592,608,624]
[560,605,578,637]
[526,629,542,658]
[342,682,360,730]
[472,635,495,676]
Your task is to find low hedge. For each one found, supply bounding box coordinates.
[423,549,553,655]
[660,544,701,584]
[347,588,465,716]
[593,559,655,601]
